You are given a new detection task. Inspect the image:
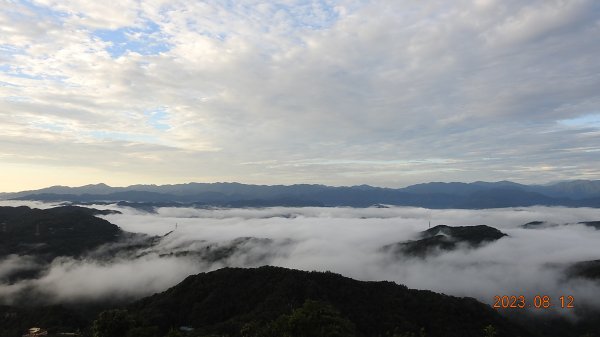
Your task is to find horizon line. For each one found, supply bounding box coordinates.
[1,179,596,194]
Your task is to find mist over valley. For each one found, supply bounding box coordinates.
[3,0,600,335]
[2,194,600,336]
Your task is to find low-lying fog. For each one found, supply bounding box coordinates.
[2,202,600,318]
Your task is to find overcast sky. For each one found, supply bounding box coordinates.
[1,0,599,191]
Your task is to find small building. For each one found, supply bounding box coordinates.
[23,327,48,337]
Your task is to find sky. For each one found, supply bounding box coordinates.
[1,0,600,191]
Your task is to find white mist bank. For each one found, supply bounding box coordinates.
[1,204,600,318]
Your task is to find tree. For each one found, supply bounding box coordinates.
[164,328,184,337]
[483,325,497,337]
[126,326,159,337]
[92,309,132,337]
[240,322,261,337]
[268,299,357,337]
[390,327,427,337]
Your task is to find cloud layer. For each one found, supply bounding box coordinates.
[1,1,600,189]
[2,203,600,320]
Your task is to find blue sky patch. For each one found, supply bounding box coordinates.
[4,70,44,80]
[31,121,65,132]
[272,1,340,30]
[559,114,600,129]
[19,0,69,19]
[93,21,170,58]
[145,107,171,131]
[0,44,26,57]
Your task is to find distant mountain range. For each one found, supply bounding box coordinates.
[2,180,600,208]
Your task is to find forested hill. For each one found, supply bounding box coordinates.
[0,205,121,260]
[116,266,528,337]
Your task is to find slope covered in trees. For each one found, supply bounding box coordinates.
[113,266,528,337]
[382,225,507,258]
[0,206,122,261]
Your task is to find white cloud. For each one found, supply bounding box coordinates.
[0,255,40,281]
[3,203,600,319]
[1,0,599,189]
[31,0,143,30]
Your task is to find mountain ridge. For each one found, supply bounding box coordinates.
[4,180,600,209]
[123,265,529,337]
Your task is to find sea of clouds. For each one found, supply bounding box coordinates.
[1,202,600,318]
